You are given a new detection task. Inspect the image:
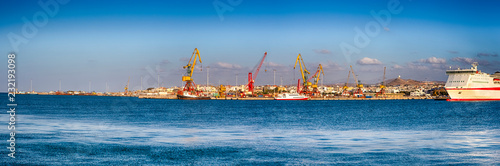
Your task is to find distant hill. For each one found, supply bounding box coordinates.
[323,78,445,87]
[386,77,423,86]
[385,77,444,86]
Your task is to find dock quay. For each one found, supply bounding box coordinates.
[137,95,430,100]
[309,97,429,100]
[138,95,177,99]
[213,97,429,100]
[23,94,431,100]
[214,97,274,100]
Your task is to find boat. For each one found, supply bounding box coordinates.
[444,62,500,101]
[275,93,308,100]
[177,91,211,100]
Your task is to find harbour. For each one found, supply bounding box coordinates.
[1,94,498,165]
[20,61,498,102]
[3,1,499,165]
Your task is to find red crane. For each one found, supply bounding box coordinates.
[247,52,267,96]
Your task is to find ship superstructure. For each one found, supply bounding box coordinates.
[445,62,500,101]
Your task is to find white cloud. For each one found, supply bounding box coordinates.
[266,62,283,67]
[477,52,498,57]
[450,57,492,66]
[419,57,446,64]
[214,62,242,69]
[313,49,332,54]
[160,59,170,65]
[357,57,382,65]
[179,57,190,62]
[392,64,403,69]
[451,57,474,64]
[408,62,429,70]
[322,61,344,71]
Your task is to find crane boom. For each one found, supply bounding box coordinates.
[306,71,318,83]
[252,52,267,81]
[350,65,364,97]
[247,52,268,96]
[307,64,323,84]
[315,64,324,86]
[342,70,351,96]
[182,48,202,81]
[345,71,351,87]
[349,65,358,86]
[382,66,386,86]
[294,54,310,85]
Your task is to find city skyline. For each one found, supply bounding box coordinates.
[1,0,499,92]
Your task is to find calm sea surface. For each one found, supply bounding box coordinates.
[1,95,499,165]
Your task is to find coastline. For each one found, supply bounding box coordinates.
[12,93,433,100]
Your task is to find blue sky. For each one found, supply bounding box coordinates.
[1,0,499,92]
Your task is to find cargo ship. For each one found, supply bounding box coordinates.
[445,62,500,101]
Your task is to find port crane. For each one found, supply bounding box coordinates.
[306,64,324,96]
[218,85,226,98]
[246,52,267,97]
[376,67,386,97]
[124,77,130,95]
[181,48,202,95]
[342,71,351,96]
[294,54,312,95]
[350,65,364,97]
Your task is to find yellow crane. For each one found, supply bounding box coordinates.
[311,64,324,88]
[218,85,226,98]
[376,66,387,97]
[124,77,130,95]
[342,71,351,96]
[350,65,364,97]
[181,48,202,94]
[294,54,311,93]
[305,64,324,96]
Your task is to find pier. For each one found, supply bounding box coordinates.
[136,95,430,100]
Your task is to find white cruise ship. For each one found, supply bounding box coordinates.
[445,62,500,101]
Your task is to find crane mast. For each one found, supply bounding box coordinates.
[312,64,325,96]
[376,66,387,97]
[344,71,350,90]
[342,71,351,96]
[382,66,386,89]
[350,65,364,97]
[124,77,130,95]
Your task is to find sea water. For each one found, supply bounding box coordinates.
[1,95,499,165]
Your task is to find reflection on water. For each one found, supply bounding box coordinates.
[3,114,498,165]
